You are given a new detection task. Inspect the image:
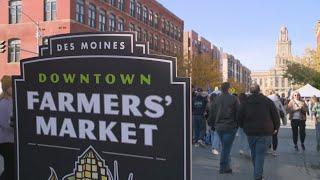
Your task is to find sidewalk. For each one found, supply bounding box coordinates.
[192,126,320,180]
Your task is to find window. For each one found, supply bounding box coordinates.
[149,33,153,49]
[110,0,116,6]
[142,29,147,42]
[128,23,135,31]
[154,35,158,50]
[142,6,148,23]
[178,28,181,41]
[44,0,56,21]
[170,23,174,37]
[88,4,96,28]
[98,9,106,31]
[118,0,124,11]
[149,10,153,26]
[108,14,116,31]
[154,13,158,28]
[118,18,124,31]
[130,0,135,17]
[8,39,21,63]
[76,0,84,23]
[165,21,170,35]
[136,3,142,20]
[9,0,22,24]
[137,27,141,41]
[161,18,165,32]
[161,39,165,53]
[174,26,177,39]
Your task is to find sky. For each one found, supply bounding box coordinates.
[158,0,319,71]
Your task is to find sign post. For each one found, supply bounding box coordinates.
[13,33,191,180]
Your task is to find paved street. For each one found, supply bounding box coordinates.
[193,122,320,180]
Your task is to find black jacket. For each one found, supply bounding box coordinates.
[208,93,239,131]
[238,93,280,136]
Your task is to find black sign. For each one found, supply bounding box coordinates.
[13,32,191,180]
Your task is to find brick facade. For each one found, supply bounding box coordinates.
[0,0,183,78]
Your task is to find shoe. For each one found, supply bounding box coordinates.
[219,168,232,174]
[239,150,245,155]
[198,140,206,147]
[211,149,219,155]
[194,143,199,147]
[301,144,305,151]
[272,151,278,156]
[294,145,299,151]
[266,149,273,154]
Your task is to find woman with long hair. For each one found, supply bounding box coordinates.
[0,75,14,180]
[287,92,308,151]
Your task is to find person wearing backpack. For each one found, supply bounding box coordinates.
[208,82,239,174]
[0,75,14,180]
[311,95,320,152]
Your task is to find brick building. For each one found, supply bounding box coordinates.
[183,30,221,60]
[0,0,184,78]
[221,53,251,91]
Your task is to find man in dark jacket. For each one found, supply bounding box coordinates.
[238,84,280,180]
[208,82,239,174]
[192,89,208,147]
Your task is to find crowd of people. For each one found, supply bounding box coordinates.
[192,82,320,180]
[0,75,320,180]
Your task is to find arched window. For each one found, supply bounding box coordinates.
[8,38,21,63]
[88,4,96,28]
[44,0,56,21]
[108,14,116,31]
[98,9,106,31]
[118,0,124,11]
[130,0,135,17]
[142,6,148,23]
[9,0,22,24]
[76,0,84,23]
[118,18,124,31]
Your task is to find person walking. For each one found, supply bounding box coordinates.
[237,93,251,158]
[267,91,285,156]
[0,76,14,180]
[287,92,308,151]
[192,89,208,147]
[238,84,280,180]
[208,82,239,174]
[206,93,221,155]
[311,96,320,152]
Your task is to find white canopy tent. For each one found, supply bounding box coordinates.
[296,84,320,97]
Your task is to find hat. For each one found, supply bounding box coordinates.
[1,75,12,92]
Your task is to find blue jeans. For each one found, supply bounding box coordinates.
[316,123,320,145]
[217,129,237,170]
[238,128,250,153]
[193,115,204,142]
[210,129,221,150]
[247,136,271,180]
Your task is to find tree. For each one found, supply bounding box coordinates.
[190,55,221,89]
[284,47,320,89]
[228,78,246,94]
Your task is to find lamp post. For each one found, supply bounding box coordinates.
[8,6,41,54]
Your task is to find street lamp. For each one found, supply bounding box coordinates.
[8,5,41,54]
